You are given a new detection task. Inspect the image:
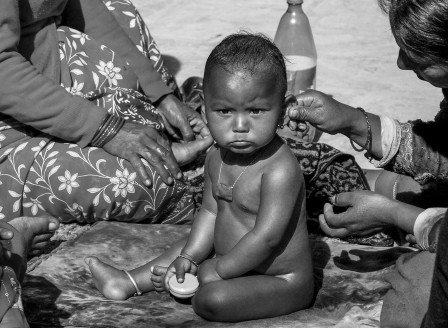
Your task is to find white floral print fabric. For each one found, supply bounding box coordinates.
[0,0,193,224]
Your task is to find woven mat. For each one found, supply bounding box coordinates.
[23,222,409,328]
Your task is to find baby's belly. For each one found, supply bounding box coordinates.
[213,217,303,276]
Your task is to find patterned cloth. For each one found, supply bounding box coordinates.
[0,0,193,224]
[387,89,448,184]
[0,266,27,327]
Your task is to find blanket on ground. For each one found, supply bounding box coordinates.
[23,222,411,328]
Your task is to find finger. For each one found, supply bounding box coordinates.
[154,136,183,180]
[297,122,308,133]
[288,105,310,122]
[318,211,350,238]
[141,153,174,185]
[159,112,181,140]
[0,228,13,240]
[175,265,186,283]
[330,192,353,207]
[140,137,181,181]
[288,120,298,131]
[177,109,195,142]
[129,155,153,187]
[405,234,417,244]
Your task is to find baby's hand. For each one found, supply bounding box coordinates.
[162,256,198,292]
[197,258,223,285]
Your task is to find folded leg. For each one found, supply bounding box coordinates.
[192,273,314,322]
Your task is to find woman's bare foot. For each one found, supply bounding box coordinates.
[1,215,59,282]
[85,256,137,300]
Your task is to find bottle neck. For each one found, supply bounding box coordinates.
[287,3,304,14]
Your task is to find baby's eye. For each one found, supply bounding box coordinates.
[217,109,231,115]
[250,109,263,115]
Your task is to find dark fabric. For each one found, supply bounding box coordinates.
[388,89,448,184]
[421,209,448,328]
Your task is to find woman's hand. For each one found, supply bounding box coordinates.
[318,190,398,238]
[102,121,181,188]
[197,258,223,286]
[157,94,210,142]
[287,90,362,136]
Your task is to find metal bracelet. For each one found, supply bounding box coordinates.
[350,107,372,152]
[177,253,199,267]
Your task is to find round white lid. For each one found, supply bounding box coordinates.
[169,273,199,296]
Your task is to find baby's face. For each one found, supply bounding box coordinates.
[204,67,284,155]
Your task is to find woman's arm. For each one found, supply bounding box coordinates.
[0,0,106,147]
[215,157,303,279]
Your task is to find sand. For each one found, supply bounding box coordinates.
[133,0,441,169]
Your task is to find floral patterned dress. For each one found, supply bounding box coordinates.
[0,0,193,224]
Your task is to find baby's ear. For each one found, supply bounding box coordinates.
[279,93,298,127]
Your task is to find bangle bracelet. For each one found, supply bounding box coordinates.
[90,114,111,146]
[350,107,372,152]
[177,253,199,267]
[90,114,125,148]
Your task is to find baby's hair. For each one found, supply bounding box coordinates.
[378,0,448,63]
[204,31,287,95]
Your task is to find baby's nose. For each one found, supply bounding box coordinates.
[233,115,249,132]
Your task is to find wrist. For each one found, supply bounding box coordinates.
[154,93,173,109]
[390,199,424,233]
[179,250,199,267]
[343,105,369,139]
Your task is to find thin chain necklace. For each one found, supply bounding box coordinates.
[215,143,271,202]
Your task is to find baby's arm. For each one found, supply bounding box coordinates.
[163,150,218,286]
[216,154,304,279]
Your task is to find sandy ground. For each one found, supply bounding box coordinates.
[133,0,441,169]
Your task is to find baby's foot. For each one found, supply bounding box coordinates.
[150,265,168,293]
[84,256,136,300]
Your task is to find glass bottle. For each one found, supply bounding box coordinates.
[274,0,317,95]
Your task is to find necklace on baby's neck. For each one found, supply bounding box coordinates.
[215,143,272,202]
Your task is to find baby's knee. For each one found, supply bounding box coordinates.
[192,285,227,321]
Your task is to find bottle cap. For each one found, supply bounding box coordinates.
[168,273,199,299]
[287,0,303,4]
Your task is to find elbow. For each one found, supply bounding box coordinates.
[258,232,282,250]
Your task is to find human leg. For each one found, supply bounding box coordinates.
[101,0,180,96]
[420,210,448,328]
[381,251,435,328]
[85,237,186,300]
[192,273,314,322]
[0,216,59,328]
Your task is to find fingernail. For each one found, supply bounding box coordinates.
[178,278,184,283]
[145,179,151,186]
[167,177,173,185]
[176,172,182,179]
[150,266,154,274]
[330,196,336,204]
[49,222,57,230]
